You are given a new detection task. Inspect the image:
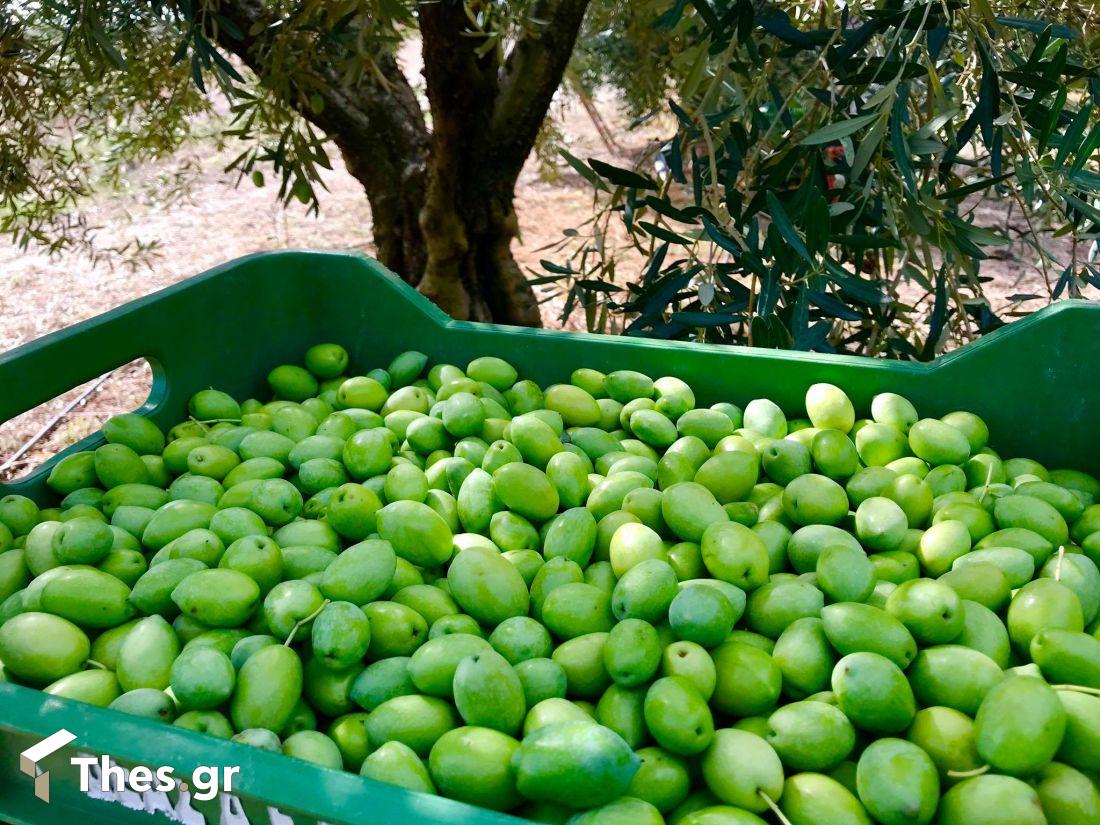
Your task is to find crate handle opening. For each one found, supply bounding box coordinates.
[0,357,162,485]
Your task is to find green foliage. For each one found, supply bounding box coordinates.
[571,0,697,118]
[544,1,1100,357]
[0,10,210,263]
[0,0,412,258]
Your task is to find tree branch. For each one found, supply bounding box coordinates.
[491,0,591,175]
[199,0,431,276]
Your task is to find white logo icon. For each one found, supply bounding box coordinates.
[20,728,77,802]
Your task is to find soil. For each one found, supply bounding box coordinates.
[0,91,1081,481]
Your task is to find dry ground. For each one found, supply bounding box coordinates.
[0,93,1076,481]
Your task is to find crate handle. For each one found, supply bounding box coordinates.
[0,358,168,484]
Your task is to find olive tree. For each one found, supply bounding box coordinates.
[0,0,598,324]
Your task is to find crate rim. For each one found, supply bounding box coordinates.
[2,247,1097,377]
[0,679,527,825]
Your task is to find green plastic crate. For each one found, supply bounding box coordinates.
[0,250,1096,824]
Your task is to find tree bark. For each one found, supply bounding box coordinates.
[415,0,590,325]
[415,0,533,324]
[312,55,430,283]
[209,0,592,326]
[418,170,536,325]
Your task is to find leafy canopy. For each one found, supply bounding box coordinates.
[545,1,1100,358]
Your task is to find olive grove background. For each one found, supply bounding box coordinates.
[1,0,1099,471]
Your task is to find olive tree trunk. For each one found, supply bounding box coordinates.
[213,0,591,326]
